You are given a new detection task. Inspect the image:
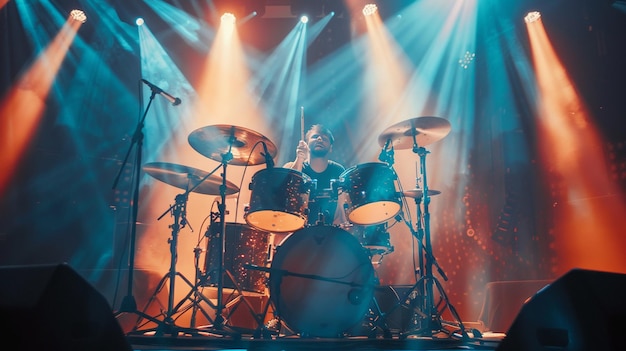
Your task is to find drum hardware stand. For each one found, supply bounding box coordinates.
[130,191,203,335]
[398,145,469,340]
[112,85,175,329]
[350,283,393,339]
[188,130,273,338]
[129,159,249,336]
[188,244,212,328]
[166,139,274,337]
[131,167,229,335]
[197,218,270,336]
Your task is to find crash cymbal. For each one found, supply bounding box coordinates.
[143,162,239,195]
[403,188,441,199]
[188,125,277,166]
[378,116,451,149]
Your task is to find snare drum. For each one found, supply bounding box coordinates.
[245,168,311,233]
[269,225,376,337]
[339,162,401,225]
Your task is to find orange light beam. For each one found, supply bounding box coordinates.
[193,14,264,130]
[527,18,626,273]
[0,16,82,195]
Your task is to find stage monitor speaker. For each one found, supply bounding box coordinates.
[0,263,132,351]
[496,268,626,351]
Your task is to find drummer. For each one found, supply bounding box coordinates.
[283,124,347,226]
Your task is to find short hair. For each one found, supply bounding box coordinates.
[305,124,335,144]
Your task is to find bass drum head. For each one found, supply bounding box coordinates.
[269,226,375,337]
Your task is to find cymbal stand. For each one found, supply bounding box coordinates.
[161,140,267,337]
[131,191,206,335]
[131,165,226,335]
[195,129,243,337]
[400,145,468,339]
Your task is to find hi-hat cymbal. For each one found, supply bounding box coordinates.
[378,116,451,149]
[403,188,441,199]
[143,162,239,195]
[188,125,277,166]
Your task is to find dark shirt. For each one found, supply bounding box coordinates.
[302,160,345,225]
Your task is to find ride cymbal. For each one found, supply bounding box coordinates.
[402,188,441,199]
[143,162,239,195]
[378,116,451,149]
[188,125,277,166]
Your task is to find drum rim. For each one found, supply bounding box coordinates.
[253,167,312,181]
[339,161,392,177]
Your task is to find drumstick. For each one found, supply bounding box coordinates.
[300,106,305,141]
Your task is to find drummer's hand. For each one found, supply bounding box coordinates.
[295,140,308,162]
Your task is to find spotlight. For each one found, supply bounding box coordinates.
[524,11,541,23]
[221,12,236,24]
[70,9,87,23]
[300,15,309,23]
[459,51,476,69]
[362,4,378,16]
[135,17,144,26]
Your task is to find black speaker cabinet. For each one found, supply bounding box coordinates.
[0,263,132,351]
[496,268,626,351]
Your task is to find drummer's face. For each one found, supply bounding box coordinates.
[308,133,331,156]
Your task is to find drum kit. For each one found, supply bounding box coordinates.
[122,115,467,339]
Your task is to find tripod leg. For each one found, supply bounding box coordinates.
[164,272,217,329]
[431,277,470,339]
[130,273,171,332]
[253,294,277,339]
[221,269,266,331]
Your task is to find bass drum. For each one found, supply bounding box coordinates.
[269,226,375,337]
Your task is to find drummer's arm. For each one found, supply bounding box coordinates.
[283,159,303,171]
[283,161,299,170]
[283,140,308,172]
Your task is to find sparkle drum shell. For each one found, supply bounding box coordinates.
[203,222,269,294]
[245,168,311,233]
[339,162,401,225]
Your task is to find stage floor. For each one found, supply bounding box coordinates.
[127,333,504,351]
[124,322,505,351]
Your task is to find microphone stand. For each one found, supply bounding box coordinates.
[112,87,164,327]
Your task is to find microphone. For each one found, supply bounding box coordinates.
[378,138,391,162]
[141,79,181,106]
[262,141,274,169]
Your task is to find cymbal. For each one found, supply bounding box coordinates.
[378,116,451,149]
[403,188,441,198]
[143,162,239,195]
[188,125,277,166]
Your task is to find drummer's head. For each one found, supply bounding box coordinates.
[305,124,335,145]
